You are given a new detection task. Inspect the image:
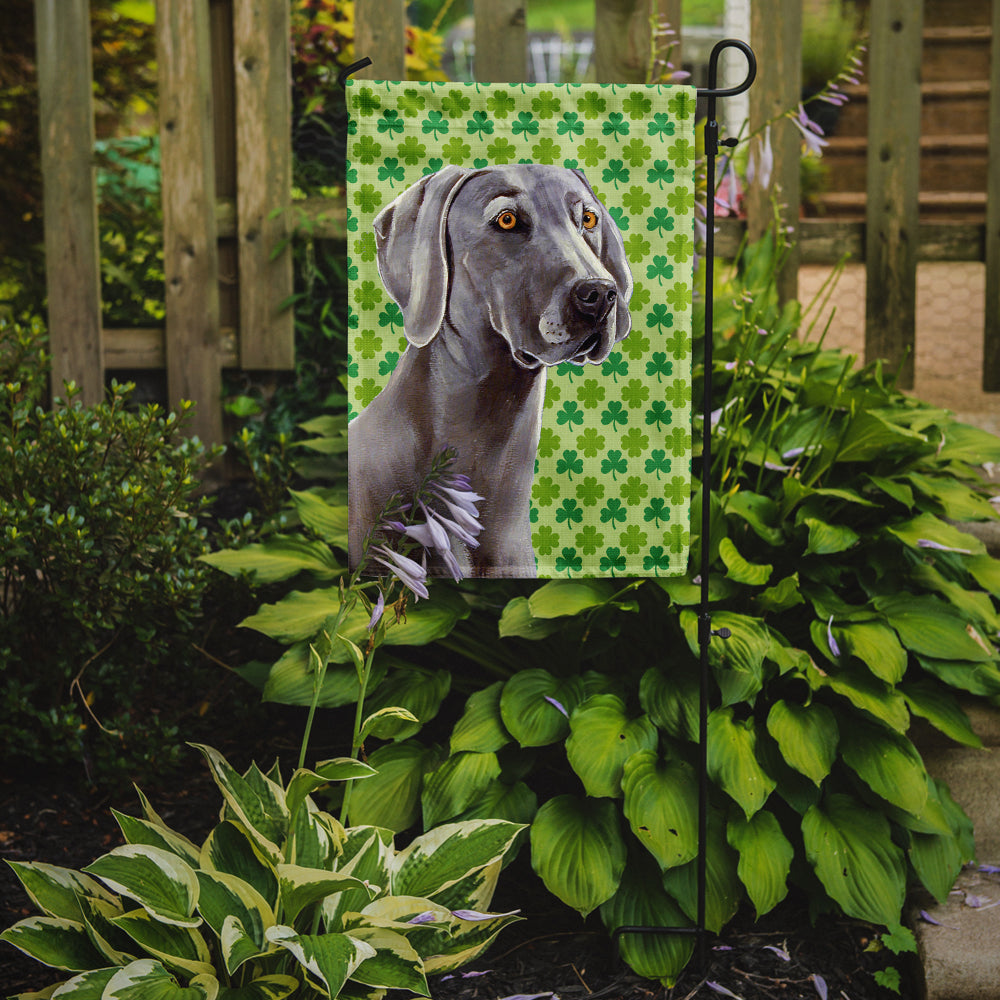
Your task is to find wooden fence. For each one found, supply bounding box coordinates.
[33,0,1000,445]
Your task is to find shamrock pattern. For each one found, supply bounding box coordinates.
[346,80,695,579]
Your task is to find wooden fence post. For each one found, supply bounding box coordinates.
[746,0,801,305]
[157,0,223,445]
[354,0,406,80]
[983,0,1000,390]
[474,0,527,83]
[865,0,923,389]
[233,0,294,370]
[34,0,104,405]
[594,0,673,84]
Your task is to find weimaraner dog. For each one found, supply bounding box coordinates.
[348,163,634,578]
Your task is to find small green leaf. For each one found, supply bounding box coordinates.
[803,517,859,555]
[727,811,793,917]
[839,718,929,817]
[276,865,373,925]
[639,664,699,742]
[901,680,982,748]
[526,579,616,618]
[499,670,584,747]
[718,537,772,586]
[765,700,838,786]
[621,751,698,870]
[288,490,349,547]
[200,536,341,584]
[875,594,995,662]
[498,597,565,639]
[110,909,214,978]
[450,682,511,754]
[707,708,776,818]
[4,862,117,923]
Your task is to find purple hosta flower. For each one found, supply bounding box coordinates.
[811,974,828,1000]
[763,944,791,962]
[791,104,829,157]
[371,545,429,600]
[715,157,741,215]
[746,125,774,191]
[407,911,438,925]
[707,983,742,999]
[917,538,973,555]
[544,695,569,718]
[441,970,493,982]
[827,615,841,658]
[367,590,385,631]
[979,864,1000,874]
[451,908,521,921]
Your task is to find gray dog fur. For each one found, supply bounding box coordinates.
[348,163,634,578]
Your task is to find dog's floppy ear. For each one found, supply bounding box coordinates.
[572,169,634,343]
[373,165,472,348]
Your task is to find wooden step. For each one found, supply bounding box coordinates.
[834,80,991,138]
[922,25,993,83]
[814,190,987,222]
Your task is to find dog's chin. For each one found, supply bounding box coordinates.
[512,328,615,369]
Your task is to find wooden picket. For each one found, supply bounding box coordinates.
[30,0,1000,449]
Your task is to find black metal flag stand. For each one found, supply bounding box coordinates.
[340,38,758,975]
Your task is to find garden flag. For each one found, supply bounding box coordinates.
[346,79,696,580]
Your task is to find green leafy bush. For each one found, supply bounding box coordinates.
[0,317,219,782]
[1,744,523,998]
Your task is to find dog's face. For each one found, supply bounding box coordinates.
[374,165,633,368]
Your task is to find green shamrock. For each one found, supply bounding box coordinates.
[620,524,649,554]
[578,91,607,119]
[671,137,695,168]
[645,449,672,479]
[354,232,377,263]
[487,136,518,163]
[397,136,427,165]
[538,426,562,458]
[624,233,652,259]
[621,331,650,361]
[577,137,607,166]
[647,256,674,285]
[467,110,494,137]
[377,302,403,333]
[621,378,650,409]
[398,89,426,116]
[621,137,653,168]
[558,112,584,136]
[353,135,382,164]
[531,137,560,164]
[601,400,629,428]
[643,545,672,574]
[621,475,649,505]
[378,352,399,377]
[555,547,583,575]
[422,110,449,138]
[378,157,405,186]
[664,282,692,311]
[532,92,562,119]
[353,87,381,116]
[576,475,606,507]
[556,499,583,525]
[608,206,629,231]
[576,525,604,555]
[353,280,383,310]
[601,354,629,382]
[666,185,695,214]
[664,474,689,504]
[602,111,630,140]
[577,427,606,457]
[665,426,689,457]
[644,497,671,525]
[663,329,691,356]
[669,91,695,119]
[622,92,652,119]
[377,110,405,136]
[487,90,516,118]
[646,351,674,382]
[602,159,630,189]
[512,111,539,137]
[647,112,675,140]
[665,523,688,553]
[662,377,692,407]
[578,379,606,409]
[600,547,627,575]
[645,400,673,430]
[442,136,472,165]
[354,184,382,213]
[600,497,628,526]
[621,426,650,457]
[355,377,381,407]
[646,207,675,236]
[647,303,674,332]
[532,476,560,507]
[622,185,652,216]
[647,160,675,187]
[630,282,652,309]
[441,89,471,117]
[556,449,584,479]
[601,451,628,481]
[355,329,382,360]
[533,524,559,556]
[556,401,584,429]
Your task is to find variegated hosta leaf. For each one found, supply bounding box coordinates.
[345,926,429,995]
[420,907,522,975]
[323,829,393,931]
[200,822,278,910]
[726,810,793,918]
[621,751,698,871]
[566,695,658,798]
[102,959,218,999]
[599,854,694,987]
[765,700,838,786]
[288,802,344,870]
[77,894,136,966]
[802,793,906,926]
[190,745,287,863]
[426,859,501,916]
[706,707,776,819]
[529,795,626,917]
[265,925,376,998]
[5,862,117,922]
[450,682,511,754]
[195,871,274,973]
[214,975,299,1000]
[110,908,214,978]
[220,915,270,979]
[0,916,107,972]
[391,820,524,900]
[83,846,200,928]
[112,810,201,868]
[47,966,118,997]
[285,760,376,823]
[276,864,375,925]
[421,751,502,829]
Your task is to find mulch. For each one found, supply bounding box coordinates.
[1,742,912,1000]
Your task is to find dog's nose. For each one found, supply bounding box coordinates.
[572,278,617,323]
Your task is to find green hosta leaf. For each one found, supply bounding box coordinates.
[190,746,287,862]
[347,740,442,832]
[656,573,737,606]
[911,562,1000,632]
[916,655,1000,697]
[5,862,117,923]
[219,915,268,980]
[661,811,741,933]
[866,474,914,509]
[803,517,859,556]
[909,826,965,905]
[765,700,838,786]
[360,706,421,742]
[886,512,985,556]
[874,594,995,662]
[0,916,107,971]
[265,926,375,997]
[103,959,218,1000]
[261,643,387,709]
[111,909,214,978]
[421,751,502,828]
[718,537,772,586]
[530,795,626,917]
[195,871,273,974]
[277,865,374,925]
[565,695,658,798]
[497,596,565,639]
[755,573,804,614]
[216,976,299,1000]
[450,682,511,754]
[807,660,910,732]
[802,793,906,926]
[288,490,350,546]
[499,670,585,747]
[839,718,929,816]
[527,579,616,618]
[112,812,201,868]
[322,830,394,931]
[834,621,907,684]
[967,553,1000,597]
[453,779,538,827]
[906,472,998,522]
[724,490,784,545]
[639,664,699,742]
[621,751,698,870]
[680,610,770,706]
[707,708,776,818]
[935,421,1000,464]
[901,680,982,748]
[76,894,137,966]
[727,811,793,918]
[83,846,200,928]
[200,535,341,584]
[393,820,524,900]
[599,853,694,987]
[362,667,451,740]
[199,822,278,910]
[835,410,927,463]
[346,926,429,994]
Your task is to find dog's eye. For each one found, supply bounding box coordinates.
[495,211,518,231]
[582,210,598,230]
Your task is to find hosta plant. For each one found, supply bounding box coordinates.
[1,744,523,999]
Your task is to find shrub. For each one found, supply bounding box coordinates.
[1,744,524,998]
[0,317,219,783]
